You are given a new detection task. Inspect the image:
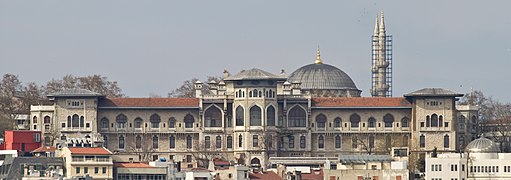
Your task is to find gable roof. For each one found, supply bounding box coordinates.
[224,68,286,81]
[404,88,463,97]
[312,97,411,108]
[31,146,56,153]
[67,147,112,155]
[99,98,199,108]
[3,157,64,180]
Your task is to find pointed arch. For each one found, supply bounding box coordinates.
[287,105,307,127]
[249,105,262,126]
[204,105,223,127]
[150,114,161,128]
[316,114,327,128]
[368,117,376,128]
[235,105,244,126]
[266,105,276,126]
[431,114,438,127]
[350,114,360,128]
[334,117,341,128]
[383,114,394,128]
[401,117,409,128]
[184,114,195,128]
[72,114,79,127]
[116,114,127,129]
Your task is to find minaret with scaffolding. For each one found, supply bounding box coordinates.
[371,11,393,97]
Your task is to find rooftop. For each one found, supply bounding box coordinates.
[339,155,393,164]
[404,88,463,97]
[31,146,56,153]
[249,171,281,180]
[312,97,411,108]
[99,98,199,108]
[47,89,104,97]
[67,147,112,155]
[114,162,153,168]
[224,68,286,81]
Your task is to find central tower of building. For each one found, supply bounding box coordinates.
[371,11,393,97]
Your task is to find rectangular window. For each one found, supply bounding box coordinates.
[253,135,258,148]
[288,136,294,148]
[84,167,88,174]
[102,167,107,174]
[33,133,41,142]
[76,167,80,174]
[300,136,306,149]
[95,167,99,174]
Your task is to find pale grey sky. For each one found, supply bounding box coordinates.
[1,0,510,102]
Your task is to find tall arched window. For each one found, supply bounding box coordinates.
[444,134,450,148]
[118,135,125,149]
[170,135,175,149]
[44,116,51,124]
[318,135,324,149]
[227,136,233,149]
[316,114,327,128]
[335,135,341,149]
[369,135,375,148]
[368,117,376,128]
[288,106,306,127]
[205,136,211,149]
[236,106,244,126]
[420,134,426,148]
[383,114,394,128]
[184,114,194,128]
[80,116,84,127]
[267,106,275,126]
[72,114,79,127]
[216,136,222,149]
[67,116,71,128]
[350,114,360,128]
[168,118,176,128]
[401,117,409,128]
[135,135,141,149]
[439,115,443,127]
[204,107,222,127]
[134,118,142,129]
[334,117,341,128]
[32,116,37,123]
[431,114,439,127]
[426,115,430,127]
[152,135,159,149]
[250,106,262,126]
[101,118,109,129]
[186,135,192,149]
[300,136,306,149]
[459,115,466,130]
[238,135,243,148]
[116,114,127,129]
[150,114,161,129]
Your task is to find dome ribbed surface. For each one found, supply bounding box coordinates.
[288,63,358,90]
[465,137,500,153]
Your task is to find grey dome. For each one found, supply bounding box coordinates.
[465,137,500,153]
[288,63,359,90]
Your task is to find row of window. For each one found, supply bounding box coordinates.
[101,114,195,129]
[469,165,509,173]
[315,114,410,128]
[421,114,447,128]
[75,166,107,174]
[419,134,450,148]
[32,116,51,124]
[62,114,87,128]
[235,89,276,98]
[113,135,194,150]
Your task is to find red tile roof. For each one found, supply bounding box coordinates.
[312,97,411,108]
[249,171,281,180]
[301,169,324,180]
[99,98,200,108]
[114,162,153,168]
[68,147,112,155]
[31,146,56,153]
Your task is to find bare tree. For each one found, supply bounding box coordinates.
[168,76,222,98]
[130,134,156,162]
[0,74,26,133]
[43,74,124,97]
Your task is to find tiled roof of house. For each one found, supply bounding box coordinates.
[312,97,411,108]
[114,162,153,168]
[68,147,112,155]
[249,171,282,180]
[301,168,324,180]
[48,89,103,97]
[31,146,56,153]
[99,98,200,108]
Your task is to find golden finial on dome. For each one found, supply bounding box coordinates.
[315,46,323,64]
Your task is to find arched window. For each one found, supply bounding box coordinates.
[186,135,192,149]
[134,118,142,129]
[67,116,71,128]
[32,116,37,123]
[205,136,211,149]
[204,107,222,127]
[252,135,259,147]
[334,118,341,128]
[401,117,409,128]
[80,116,84,127]
[431,114,438,127]
[439,115,443,127]
[459,115,466,130]
[227,136,233,149]
[350,114,360,128]
[335,135,341,149]
[116,114,127,129]
[288,106,306,127]
[135,135,141,149]
[238,90,242,98]
[118,135,125,149]
[368,117,376,128]
[444,134,449,148]
[238,135,243,148]
[318,135,324,149]
[169,118,176,128]
[101,118,109,129]
[420,134,425,148]
[150,114,161,128]
[383,114,394,128]
[250,106,262,126]
[267,106,275,126]
[44,116,50,124]
[369,135,375,148]
[216,136,222,149]
[170,135,175,149]
[316,114,327,128]
[184,114,194,128]
[426,115,431,127]
[72,114,79,127]
[152,135,159,149]
[236,106,244,126]
[300,136,306,149]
